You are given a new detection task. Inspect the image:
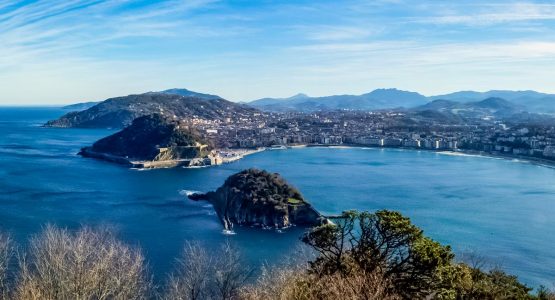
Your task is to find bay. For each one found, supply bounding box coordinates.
[0,107,554,287]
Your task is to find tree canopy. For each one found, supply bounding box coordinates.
[302,210,534,299]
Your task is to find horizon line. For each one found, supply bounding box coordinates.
[2,87,555,106]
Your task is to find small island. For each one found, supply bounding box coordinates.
[80,114,215,168]
[189,169,328,230]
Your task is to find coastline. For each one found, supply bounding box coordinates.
[299,143,555,168]
[79,146,267,170]
[448,149,555,169]
[216,147,266,164]
[80,143,555,170]
[79,147,197,169]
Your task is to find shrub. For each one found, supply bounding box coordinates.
[0,232,14,300]
[302,210,453,297]
[163,242,252,300]
[16,225,151,300]
[164,242,213,300]
[301,210,535,299]
[0,212,544,300]
[239,265,400,300]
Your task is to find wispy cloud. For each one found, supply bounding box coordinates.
[0,0,220,64]
[295,25,383,41]
[415,2,555,26]
[2,0,555,104]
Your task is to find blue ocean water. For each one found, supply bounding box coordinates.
[1,107,554,287]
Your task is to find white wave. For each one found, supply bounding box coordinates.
[179,189,202,196]
[183,165,209,169]
[222,229,236,235]
[436,151,482,158]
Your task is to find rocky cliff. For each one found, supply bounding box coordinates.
[189,169,327,230]
[80,114,209,163]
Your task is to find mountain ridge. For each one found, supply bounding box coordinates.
[249,88,429,112]
[248,89,555,114]
[413,97,526,119]
[46,90,258,128]
[60,88,222,112]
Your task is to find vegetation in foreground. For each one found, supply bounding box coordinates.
[0,211,553,300]
[244,210,552,300]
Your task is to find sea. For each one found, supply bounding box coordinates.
[1,107,554,287]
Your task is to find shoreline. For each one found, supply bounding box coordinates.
[80,143,555,170]
[216,147,266,164]
[298,143,555,168]
[79,147,268,170]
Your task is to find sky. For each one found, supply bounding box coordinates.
[1,0,555,104]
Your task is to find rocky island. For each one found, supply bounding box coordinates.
[80,114,216,168]
[189,169,328,230]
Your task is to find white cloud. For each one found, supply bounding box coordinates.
[0,0,219,66]
[2,0,555,104]
[417,2,555,26]
[278,39,555,96]
[295,25,382,41]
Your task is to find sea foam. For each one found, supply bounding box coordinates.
[179,189,202,196]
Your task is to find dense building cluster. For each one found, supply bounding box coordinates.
[184,109,555,162]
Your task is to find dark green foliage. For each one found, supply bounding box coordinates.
[464,268,533,299]
[191,169,324,229]
[223,168,305,212]
[302,210,452,297]
[302,210,534,299]
[91,114,207,160]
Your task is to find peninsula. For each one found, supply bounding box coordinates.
[189,169,328,230]
[80,114,215,168]
[45,89,258,129]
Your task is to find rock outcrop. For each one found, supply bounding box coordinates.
[80,114,210,165]
[189,169,327,230]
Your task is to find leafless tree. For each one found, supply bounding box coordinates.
[162,241,253,300]
[0,232,14,300]
[239,265,399,300]
[16,225,151,300]
[459,250,489,270]
[164,242,213,300]
[212,242,253,300]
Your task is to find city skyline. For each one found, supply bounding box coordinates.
[2,0,555,104]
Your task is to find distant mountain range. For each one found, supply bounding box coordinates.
[413,97,526,119]
[430,90,555,114]
[53,87,555,129]
[249,88,428,112]
[249,89,555,114]
[47,89,256,128]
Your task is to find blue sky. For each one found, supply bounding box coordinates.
[1,0,555,104]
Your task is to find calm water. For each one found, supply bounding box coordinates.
[1,107,554,287]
